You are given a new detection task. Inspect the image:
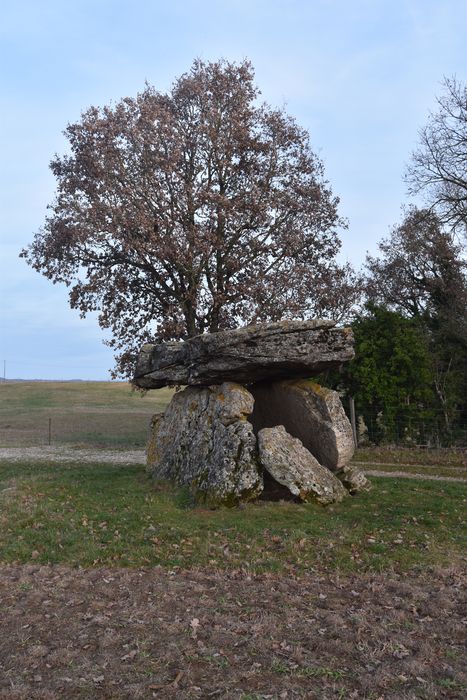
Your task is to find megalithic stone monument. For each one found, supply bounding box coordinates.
[133,320,370,506]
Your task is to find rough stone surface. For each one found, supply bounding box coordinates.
[146,413,164,473]
[257,426,347,505]
[335,464,372,494]
[134,320,354,389]
[146,382,262,506]
[251,379,355,471]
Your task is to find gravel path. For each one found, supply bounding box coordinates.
[1,447,465,482]
[363,469,467,482]
[0,446,146,464]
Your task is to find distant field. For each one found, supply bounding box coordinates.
[1,381,465,478]
[0,381,173,448]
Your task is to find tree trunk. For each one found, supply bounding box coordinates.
[184,302,198,338]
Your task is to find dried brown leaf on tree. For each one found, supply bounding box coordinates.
[22,58,361,378]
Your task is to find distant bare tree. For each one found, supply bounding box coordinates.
[22,59,358,377]
[365,207,467,436]
[365,207,466,337]
[406,77,467,238]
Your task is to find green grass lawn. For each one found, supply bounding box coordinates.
[1,459,465,573]
[0,381,173,447]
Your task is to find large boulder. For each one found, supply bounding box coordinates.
[134,320,354,389]
[258,426,347,505]
[251,379,355,471]
[146,382,263,506]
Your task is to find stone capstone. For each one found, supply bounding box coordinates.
[139,319,367,506]
[258,426,347,505]
[146,382,263,506]
[251,379,355,471]
[134,320,354,389]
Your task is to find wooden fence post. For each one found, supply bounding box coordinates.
[349,396,358,448]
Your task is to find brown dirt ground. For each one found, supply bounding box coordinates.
[0,564,465,700]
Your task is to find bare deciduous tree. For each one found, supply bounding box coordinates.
[365,207,467,435]
[406,77,467,238]
[22,59,358,377]
[365,207,466,334]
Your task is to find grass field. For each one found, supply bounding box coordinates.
[1,459,465,573]
[355,445,466,467]
[0,381,173,448]
[354,446,466,479]
[1,382,466,698]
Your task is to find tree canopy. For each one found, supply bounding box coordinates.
[22,59,357,377]
[363,207,467,442]
[406,77,467,238]
[341,306,435,444]
[365,206,467,343]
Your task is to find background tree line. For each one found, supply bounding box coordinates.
[23,61,466,445]
[326,78,467,445]
[323,206,466,445]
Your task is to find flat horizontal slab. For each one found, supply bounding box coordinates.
[134,320,354,389]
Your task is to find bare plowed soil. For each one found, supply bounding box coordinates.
[0,565,465,699]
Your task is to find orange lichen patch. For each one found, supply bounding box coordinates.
[282,378,328,397]
[306,381,330,397]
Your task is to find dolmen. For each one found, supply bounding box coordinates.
[133,320,370,507]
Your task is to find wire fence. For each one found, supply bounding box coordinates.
[0,410,155,449]
[1,406,466,450]
[343,402,467,449]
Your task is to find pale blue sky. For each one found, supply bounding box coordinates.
[1,0,466,379]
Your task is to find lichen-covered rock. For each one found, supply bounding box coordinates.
[146,412,164,473]
[134,320,354,389]
[257,426,347,505]
[251,379,354,471]
[335,464,372,494]
[147,382,262,506]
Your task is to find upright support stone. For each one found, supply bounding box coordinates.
[146,382,263,506]
[251,379,355,471]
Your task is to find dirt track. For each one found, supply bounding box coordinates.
[1,448,465,483]
[0,447,146,465]
[0,564,465,699]
[363,469,466,482]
